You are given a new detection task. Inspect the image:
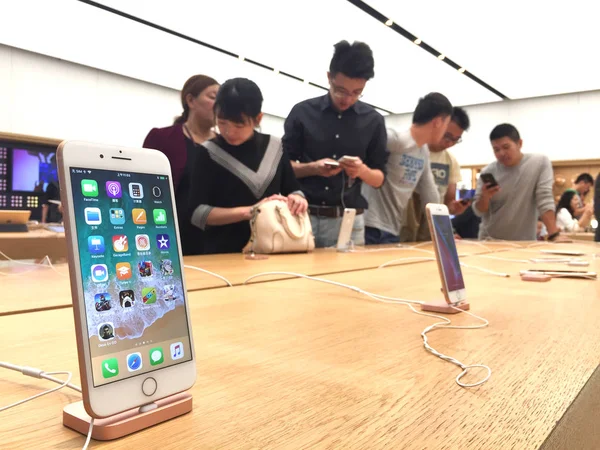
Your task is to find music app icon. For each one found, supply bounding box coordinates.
[170,342,184,361]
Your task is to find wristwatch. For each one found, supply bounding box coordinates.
[547,231,560,241]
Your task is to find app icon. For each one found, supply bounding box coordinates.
[132,208,147,225]
[135,234,150,251]
[87,235,105,254]
[127,352,143,372]
[160,259,174,276]
[84,207,102,225]
[141,287,157,305]
[98,322,115,341]
[152,186,162,198]
[138,261,152,277]
[153,209,167,225]
[110,208,125,225]
[119,290,135,307]
[112,235,128,252]
[91,264,108,282]
[81,179,98,197]
[116,262,132,280]
[170,342,184,361]
[94,293,111,311]
[156,234,170,250]
[149,347,164,366]
[163,284,177,301]
[129,183,144,199]
[105,181,122,198]
[101,358,119,378]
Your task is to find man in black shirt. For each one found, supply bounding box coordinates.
[282,40,388,248]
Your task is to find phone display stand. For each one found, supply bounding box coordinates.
[63,392,192,441]
[421,300,470,314]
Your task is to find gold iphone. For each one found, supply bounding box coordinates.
[426,203,467,304]
[57,141,195,418]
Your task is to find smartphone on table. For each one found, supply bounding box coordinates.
[480,173,498,188]
[58,141,196,418]
[519,269,597,279]
[426,204,467,304]
[336,208,356,251]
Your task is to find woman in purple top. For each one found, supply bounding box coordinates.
[143,74,219,255]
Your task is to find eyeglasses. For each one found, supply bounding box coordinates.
[443,132,462,144]
[330,81,363,100]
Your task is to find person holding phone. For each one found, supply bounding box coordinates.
[143,74,220,255]
[555,190,593,232]
[570,173,594,218]
[282,40,388,248]
[401,107,471,242]
[187,78,307,254]
[363,93,450,244]
[473,123,563,241]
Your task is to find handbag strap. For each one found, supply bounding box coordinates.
[275,205,305,240]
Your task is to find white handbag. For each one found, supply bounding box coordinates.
[244,200,315,254]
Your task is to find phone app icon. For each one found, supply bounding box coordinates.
[110,208,125,225]
[87,235,105,254]
[116,262,132,280]
[141,287,157,305]
[153,209,167,225]
[163,284,177,301]
[138,261,152,277]
[170,342,184,361]
[91,264,108,282]
[81,179,98,197]
[149,347,164,366]
[119,290,135,307]
[132,208,147,225]
[135,234,150,251]
[102,358,119,378]
[94,293,111,312]
[112,235,128,252]
[129,183,144,199]
[156,234,170,250]
[105,181,122,198]
[152,186,162,198]
[160,259,173,276]
[98,322,115,341]
[84,207,102,225]
[127,352,143,372]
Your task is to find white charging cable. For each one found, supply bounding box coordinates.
[0,361,93,448]
[378,257,510,277]
[378,257,435,268]
[243,271,491,387]
[0,250,66,277]
[183,264,232,287]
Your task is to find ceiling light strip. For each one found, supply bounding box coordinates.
[77,0,394,114]
[345,0,509,100]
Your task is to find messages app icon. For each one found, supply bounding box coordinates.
[149,347,164,366]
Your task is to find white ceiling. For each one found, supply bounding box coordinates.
[365,0,600,100]
[0,0,597,117]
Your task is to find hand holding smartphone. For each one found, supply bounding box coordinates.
[480,173,498,188]
[58,141,196,418]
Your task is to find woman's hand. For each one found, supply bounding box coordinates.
[256,194,287,207]
[287,194,308,216]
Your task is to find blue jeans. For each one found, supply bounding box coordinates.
[365,226,400,245]
[310,214,365,248]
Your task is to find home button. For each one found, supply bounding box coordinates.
[142,377,157,396]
